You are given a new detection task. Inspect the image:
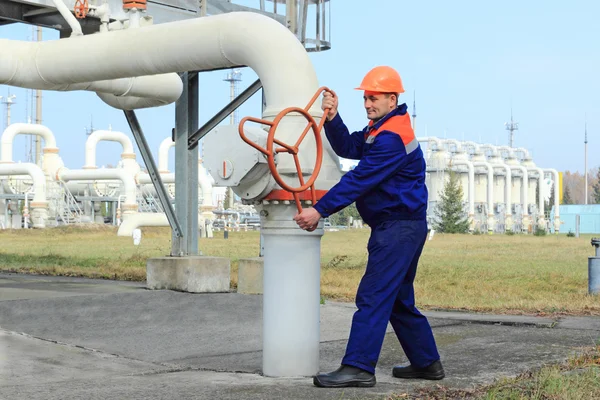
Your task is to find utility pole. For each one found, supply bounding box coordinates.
[585,119,588,205]
[35,26,43,166]
[0,94,17,132]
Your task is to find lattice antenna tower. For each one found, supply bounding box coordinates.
[504,107,519,148]
[223,68,243,125]
[412,90,417,134]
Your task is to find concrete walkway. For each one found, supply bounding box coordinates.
[1,273,598,400]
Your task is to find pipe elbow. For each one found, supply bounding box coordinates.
[117,213,169,236]
[85,130,135,167]
[158,137,175,172]
[1,124,58,162]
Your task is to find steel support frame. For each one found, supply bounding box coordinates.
[173,72,200,256]
[124,110,183,243]
[188,78,262,149]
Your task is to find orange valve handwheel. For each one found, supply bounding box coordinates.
[74,0,89,18]
[239,87,331,213]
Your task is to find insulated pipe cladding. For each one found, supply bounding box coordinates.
[84,130,135,168]
[56,168,138,218]
[0,163,48,228]
[1,123,58,163]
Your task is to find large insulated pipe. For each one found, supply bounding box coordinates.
[57,168,138,217]
[0,12,321,118]
[1,123,58,163]
[544,168,560,233]
[472,161,495,234]
[0,12,335,184]
[0,163,48,228]
[450,159,475,231]
[137,173,174,185]
[158,138,175,173]
[84,130,135,169]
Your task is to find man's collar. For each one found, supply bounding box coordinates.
[367,103,408,130]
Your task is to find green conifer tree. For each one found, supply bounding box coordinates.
[434,171,470,234]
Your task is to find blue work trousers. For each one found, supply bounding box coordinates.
[341,219,440,374]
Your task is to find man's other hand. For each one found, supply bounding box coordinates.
[322,90,338,121]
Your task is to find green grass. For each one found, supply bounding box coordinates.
[392,346,600,400]
[0,226,598,316]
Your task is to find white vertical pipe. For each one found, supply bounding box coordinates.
[472,161,495,234]
[509,166,529,229]
[493,164,512,231]
[528,167,546,228]
[51,0,83,37]
[261,204,321,377]
[450,159,475,231]
[544,168,560,233]
[158,137,175,173]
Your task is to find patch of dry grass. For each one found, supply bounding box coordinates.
[391,346,600,399]
[0,226,598,315]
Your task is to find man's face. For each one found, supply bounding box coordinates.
[363,91,396,121]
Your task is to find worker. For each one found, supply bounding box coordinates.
[293,66,445,388]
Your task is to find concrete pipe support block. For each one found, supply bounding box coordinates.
[237,257,264,294]
[147,256,231,293]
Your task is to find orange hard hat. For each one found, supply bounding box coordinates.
[355,66,405,94]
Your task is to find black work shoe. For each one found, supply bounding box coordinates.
[313,365,376,388]
[392,360,445,380]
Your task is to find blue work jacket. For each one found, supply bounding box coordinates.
[313,104,428,227]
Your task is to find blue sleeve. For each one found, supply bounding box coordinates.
[313,132,408,217]
[323,113,365,160]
